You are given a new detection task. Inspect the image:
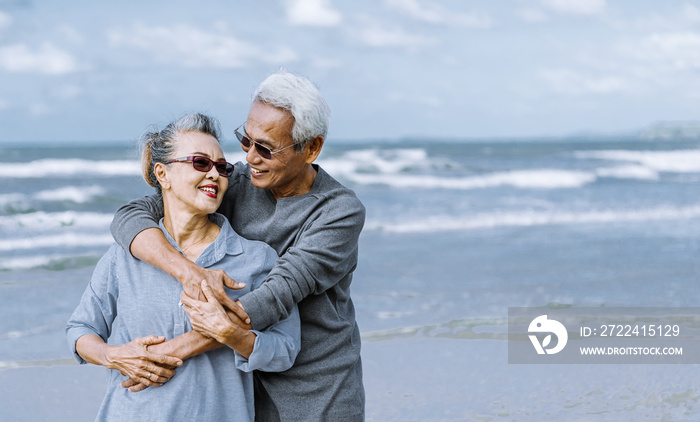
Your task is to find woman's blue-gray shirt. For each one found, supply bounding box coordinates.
[66,213,300,422]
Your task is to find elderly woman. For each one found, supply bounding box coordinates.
[66,113,300,421]
[112,72,366,421]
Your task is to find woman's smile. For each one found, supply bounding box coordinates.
[199,184,219,198]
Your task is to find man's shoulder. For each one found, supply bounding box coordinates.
[314,165,364,212]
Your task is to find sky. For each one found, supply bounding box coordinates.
[1,0,700,144]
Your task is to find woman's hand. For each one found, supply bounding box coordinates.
[181,281,236,344]
[181,281,256,358]
[103,335,182,390]
[179,266,251,327]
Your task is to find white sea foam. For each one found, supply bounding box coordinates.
[0,233,113,251]
[346,169,596,190]
[232,147,659,190]
[5,324,57,339]
[0,186,106,207]
[341,148,430,173]
[0,193,25,206]
[576,149,700,173]
[595,165,659,180]
[367,205,700,233]
[319,148,441,175]
[33,185,106,203]
[0,254,69,270]
[319,148,598,189]
[0,158,141,178]
[0,211,113,231]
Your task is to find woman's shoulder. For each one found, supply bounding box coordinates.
[89,242,132,283]
[211,213,277,256]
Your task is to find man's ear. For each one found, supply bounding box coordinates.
[154,162,170,190]
[305,135,324,164]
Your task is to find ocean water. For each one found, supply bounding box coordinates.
[2,138,700,420]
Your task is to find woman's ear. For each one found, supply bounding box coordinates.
[154,162,170,190]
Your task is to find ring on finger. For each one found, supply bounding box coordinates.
[147,372,152,380]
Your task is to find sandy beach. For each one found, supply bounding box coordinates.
[3,336,700,421]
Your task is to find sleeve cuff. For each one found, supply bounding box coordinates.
[65,328,100,365]
[233,331,265,372]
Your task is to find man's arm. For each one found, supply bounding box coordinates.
[239,194,366,331]
[110,196,249,320]
[110,194,164,252]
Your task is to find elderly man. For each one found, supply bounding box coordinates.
[111,71,366,422]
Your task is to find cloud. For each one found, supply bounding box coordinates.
[539,0,606,16]
[50,84,82,100]
[28,102,50,116]
[310,57,343,70]
[384,0,492,28]
[107,24,297,68]
[517,9,548,23]
[641,31,700,69]
[285,0,342,27]
[539,68,626,95]
[0,10,12,30]
[355,24,435,48]
[684,4,700,23]
[0,43,80,74]
[386,91,442,107]
[617,31,700,72]
[55,24,85,45]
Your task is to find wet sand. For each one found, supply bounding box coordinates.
[2,338,699,421]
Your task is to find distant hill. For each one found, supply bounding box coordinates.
[638,121,700,140]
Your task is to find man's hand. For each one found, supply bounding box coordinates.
[129,227,250,323]
[178,265,251,325]
[181,281,237,344]
[181,281,256,358]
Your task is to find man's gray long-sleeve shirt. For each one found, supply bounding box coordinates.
[111,163,366,422]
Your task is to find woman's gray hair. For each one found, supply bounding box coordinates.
[140,113,222,192]
[252,70,330,152]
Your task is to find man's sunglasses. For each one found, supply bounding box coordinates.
[234,123,296,160]
[165,156,234,177]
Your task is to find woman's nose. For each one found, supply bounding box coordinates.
[206,165,219,179]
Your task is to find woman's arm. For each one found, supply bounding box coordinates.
[180,280,301,374]
[76,334,182,388]
[67,247,183,391]
[119,307,246,392]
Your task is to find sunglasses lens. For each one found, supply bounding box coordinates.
[238,134,251,148]
[215,162,234,177]
[255,144,273,159]
[236,127,274,159]
[191,157,213,172]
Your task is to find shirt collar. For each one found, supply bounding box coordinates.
[159,213,243,268]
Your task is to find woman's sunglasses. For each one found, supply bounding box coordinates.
[166,156,234,177]
[234,122,296,160]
